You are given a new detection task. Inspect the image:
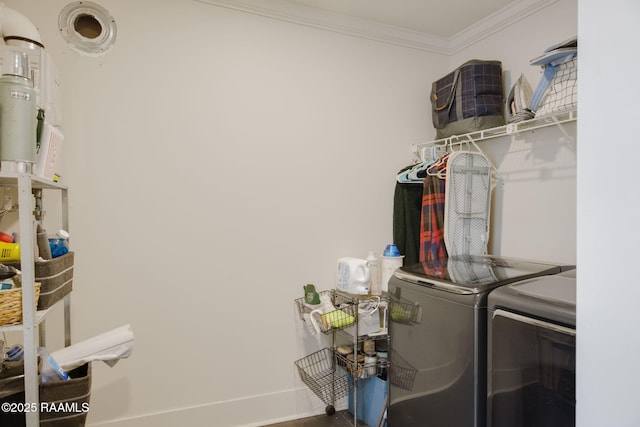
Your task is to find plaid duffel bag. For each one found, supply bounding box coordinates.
[431,59,504,139]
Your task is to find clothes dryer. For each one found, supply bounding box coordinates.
[387,255,573,427]
[487,269,576,427]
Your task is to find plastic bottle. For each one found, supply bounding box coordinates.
[381,244,404,292]
[49,229,69,258]
[38,347,69,382]
[367,250,381,295]
[365,353,377,377]
[57,229,70,243]
[6,344,24,361]
[0,241,20,261]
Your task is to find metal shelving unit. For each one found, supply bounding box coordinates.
[0,163,70,427]
[295,290,390,427]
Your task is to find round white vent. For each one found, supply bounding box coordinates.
[58,1,116,56]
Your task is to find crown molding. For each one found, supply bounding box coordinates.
[194,0,450,54]
[194,0,558,56]
[449,0,560,54]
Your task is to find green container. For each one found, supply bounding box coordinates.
[0,50,37,163]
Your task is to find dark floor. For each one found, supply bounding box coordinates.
[262,410,367,427]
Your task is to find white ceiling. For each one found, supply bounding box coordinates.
[283,0,517,38]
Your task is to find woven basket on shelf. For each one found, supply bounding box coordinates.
[0,283,41,326]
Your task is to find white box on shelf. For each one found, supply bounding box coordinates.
[34,123,63,180]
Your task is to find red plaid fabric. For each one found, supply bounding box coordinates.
[419,161,448,263]
[421,257,450,280]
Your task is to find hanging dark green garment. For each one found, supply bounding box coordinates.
[393,167,423,266]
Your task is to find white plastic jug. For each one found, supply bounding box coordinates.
[336,257,371,295]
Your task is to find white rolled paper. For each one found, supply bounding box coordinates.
[50,324,135,371]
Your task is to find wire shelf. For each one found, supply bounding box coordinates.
[412,109,577,155]
[336,351,384,380]
[295,348,349,406]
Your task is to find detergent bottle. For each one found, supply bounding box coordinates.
[0,241,20,262]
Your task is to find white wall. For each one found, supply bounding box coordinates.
[2,0,445,425]
[577,1,640,426]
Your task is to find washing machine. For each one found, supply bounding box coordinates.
[487,269,576,427]
[387,255,574,427]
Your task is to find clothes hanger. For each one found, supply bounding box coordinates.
[426,151,450,179]
[396,162,422,183]
[397,145,445,183]
[407,146,442,180]
[396,147,424,183]
[421,143,450,178]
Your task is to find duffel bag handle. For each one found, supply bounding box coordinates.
[433,68,461,116]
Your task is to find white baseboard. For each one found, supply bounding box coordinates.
[86,386,347,427]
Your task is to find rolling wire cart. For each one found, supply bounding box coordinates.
[295,290,390,426]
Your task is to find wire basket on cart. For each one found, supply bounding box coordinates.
[295,348,349,415]
[295,291,357,334]
[389,295,422,326]
[389,348,417,391]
